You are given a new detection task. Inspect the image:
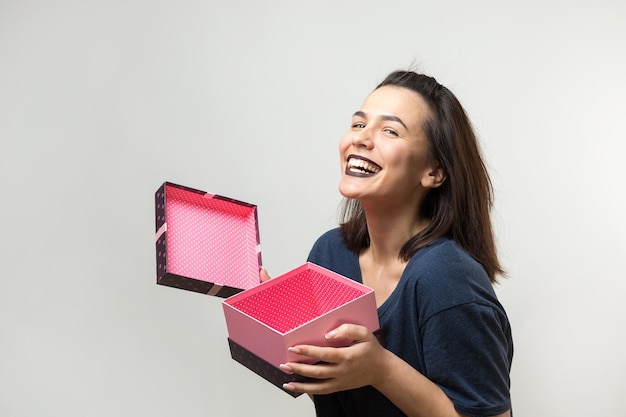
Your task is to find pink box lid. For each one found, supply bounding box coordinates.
[155,181,262,294]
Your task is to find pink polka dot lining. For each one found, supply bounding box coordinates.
[165,185,260,290]
[230,269,366,333]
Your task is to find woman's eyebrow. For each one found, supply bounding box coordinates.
[381,114,408,130]
[352,111,408,130]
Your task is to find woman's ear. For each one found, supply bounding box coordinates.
[421,163,446,189]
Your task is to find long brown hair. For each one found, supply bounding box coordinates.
[339,70,504,283]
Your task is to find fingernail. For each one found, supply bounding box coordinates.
[287,346,301,354]
[279,364,293,374]
[325,329,338,339]
[283,383,295,391]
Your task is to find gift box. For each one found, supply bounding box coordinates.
[227,338,318,397]
[155,182,261,298]
[155,182,380,397]
[222,262,380,396]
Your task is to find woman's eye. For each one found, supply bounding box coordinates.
[384,128,399,136]
[352,122,366,129]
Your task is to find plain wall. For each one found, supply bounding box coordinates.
[1,1,625,416]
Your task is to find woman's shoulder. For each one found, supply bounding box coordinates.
[313,227,343,243]
[308,228,344,254]
[406,238,498,308]
[413,239,486,276]
[307,228,359,280]
[307,228,350,262]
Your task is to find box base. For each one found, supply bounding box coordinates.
[227,338,318,398]
[228,329,386,398]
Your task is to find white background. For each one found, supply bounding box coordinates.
[1,1,625,416]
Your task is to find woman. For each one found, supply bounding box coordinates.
[274,70,513,417]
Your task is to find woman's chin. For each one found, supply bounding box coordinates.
[338,181,364,200]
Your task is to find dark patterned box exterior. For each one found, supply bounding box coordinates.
[154,181,261,298]
[227,338,317,398]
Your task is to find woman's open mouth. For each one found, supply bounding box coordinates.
[345,154,382,177]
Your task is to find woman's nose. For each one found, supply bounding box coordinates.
[352,131,374,149]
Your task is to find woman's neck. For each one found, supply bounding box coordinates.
[362,203,428,264]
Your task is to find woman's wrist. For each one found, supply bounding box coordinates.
[371,347,399,390]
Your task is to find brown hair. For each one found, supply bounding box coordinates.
[339,70,504,283]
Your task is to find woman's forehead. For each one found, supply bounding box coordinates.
[359,85,430,126]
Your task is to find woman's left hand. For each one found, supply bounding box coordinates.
[279,324,393,395]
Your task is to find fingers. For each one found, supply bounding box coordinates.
[285,324,375,364]
[280,361,340,395]
[280,360,335,380]
[325,323,371,343]
[283,379,336,395]
[280,325,386,395]
[259,267,271,282]
[286,345,340,364]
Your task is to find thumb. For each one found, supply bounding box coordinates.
[259,267,271,283]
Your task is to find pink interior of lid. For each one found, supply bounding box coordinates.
[166,185,259,290]
[230,269,366,333]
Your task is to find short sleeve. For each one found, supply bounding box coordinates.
[421,302,513,417]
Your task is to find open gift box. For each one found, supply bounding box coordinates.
[223,262,379,396]
[155,182,380,397]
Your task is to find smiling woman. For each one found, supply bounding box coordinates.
[279,71,514,417]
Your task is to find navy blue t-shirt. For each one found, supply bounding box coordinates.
[307,228,513,417]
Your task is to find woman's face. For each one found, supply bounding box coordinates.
[338,85,438,209]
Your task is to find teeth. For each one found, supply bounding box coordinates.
[348,158,381,174]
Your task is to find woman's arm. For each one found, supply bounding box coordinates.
[280,324,510,417]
